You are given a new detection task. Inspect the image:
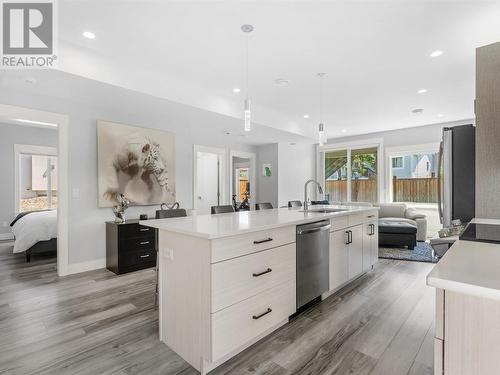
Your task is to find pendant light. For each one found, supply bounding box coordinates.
[241,24,253,132]
[317,72,327,145]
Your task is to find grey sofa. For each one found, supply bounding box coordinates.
[339,202,427,242]
[375,203,427,242]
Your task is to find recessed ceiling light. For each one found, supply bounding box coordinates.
[341,129,347,133]
[437,114,444,118]
[430,50,443,58]
[303,114,310,119]
[418,88,428,94]
[274,78,290,86]
[13,118,57,127]
[83,31,96,39]
[232,88,241,93]
[412,108,424,114]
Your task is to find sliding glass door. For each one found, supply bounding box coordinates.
[322,145,379,204]
[324,149,348,203]
[350,147,378,203]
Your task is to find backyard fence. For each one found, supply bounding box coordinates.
[392,177,438,203]
[325,179,378,203]
[325,177,438,203]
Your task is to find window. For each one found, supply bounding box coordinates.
[15,145,57,213]
[322,145,379,204]
[392,156,404,169]
[390,151,439,203]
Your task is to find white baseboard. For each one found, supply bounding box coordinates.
[67,258,106,275]
[0,233,14,241]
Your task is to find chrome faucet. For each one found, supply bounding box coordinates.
[304,179,324,211]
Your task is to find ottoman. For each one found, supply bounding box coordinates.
[379,220,417,250]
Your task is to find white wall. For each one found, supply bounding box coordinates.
[256,144,279,208]
[0,74,258,266]
[0,123,58,235]
[277,143,317,207]
[255,142,317,208]
[327,121,468,148]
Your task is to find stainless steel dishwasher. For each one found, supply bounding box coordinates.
[296,219,330,309]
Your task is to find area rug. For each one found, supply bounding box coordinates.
[379,241,438,263]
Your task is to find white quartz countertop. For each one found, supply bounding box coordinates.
[427,236,500,301]
[140,205,378,239]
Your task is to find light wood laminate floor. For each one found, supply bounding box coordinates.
[0,242,435,375]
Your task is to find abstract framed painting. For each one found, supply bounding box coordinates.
[97,121,176,207]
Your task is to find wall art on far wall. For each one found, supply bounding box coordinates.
[97,120,176,207]
[263,163,272,177]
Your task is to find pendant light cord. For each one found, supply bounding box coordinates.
[319,74,324,124]
[246,34,249,101]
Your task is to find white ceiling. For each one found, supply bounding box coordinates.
[54,1,500,140]
[0,69,312,146]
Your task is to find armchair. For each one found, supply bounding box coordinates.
[375,203,427,242]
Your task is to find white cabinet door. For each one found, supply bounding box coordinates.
[348,225,363,279]
[329,229,349,290]
[362,223,372,272]
[370,220,379,266]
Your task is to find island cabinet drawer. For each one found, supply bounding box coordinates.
[330,216,349,231]
[211,226,295,263]
[211,281,295,362]
[348,211,377,227]
[211,243,296,312]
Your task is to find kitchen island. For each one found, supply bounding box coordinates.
[141,205,379,374]
[427,218,500,375]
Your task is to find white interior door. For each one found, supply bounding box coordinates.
[195,151,222,214]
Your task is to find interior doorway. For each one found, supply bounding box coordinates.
[193,145,226,215]
[0,104,69,276]
[233,157,250,202]
[230,151,256,209]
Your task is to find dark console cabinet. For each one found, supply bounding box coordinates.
[106,220,156,274]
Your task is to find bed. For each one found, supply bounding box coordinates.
[10,210,57,262]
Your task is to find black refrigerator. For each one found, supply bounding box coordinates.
[437,124,475,227]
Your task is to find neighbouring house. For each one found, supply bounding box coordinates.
[391,153,439,179]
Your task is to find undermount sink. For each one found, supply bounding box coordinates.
[299,208,348,213]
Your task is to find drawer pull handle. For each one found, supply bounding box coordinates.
[139,228,150,232]
[252,308,272,320]
[140,241,150,245]
[253,238,273,244]
[252,268,272,277]
[367,215,375,218]
[345,230,352,245]
[140,254,150,258]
